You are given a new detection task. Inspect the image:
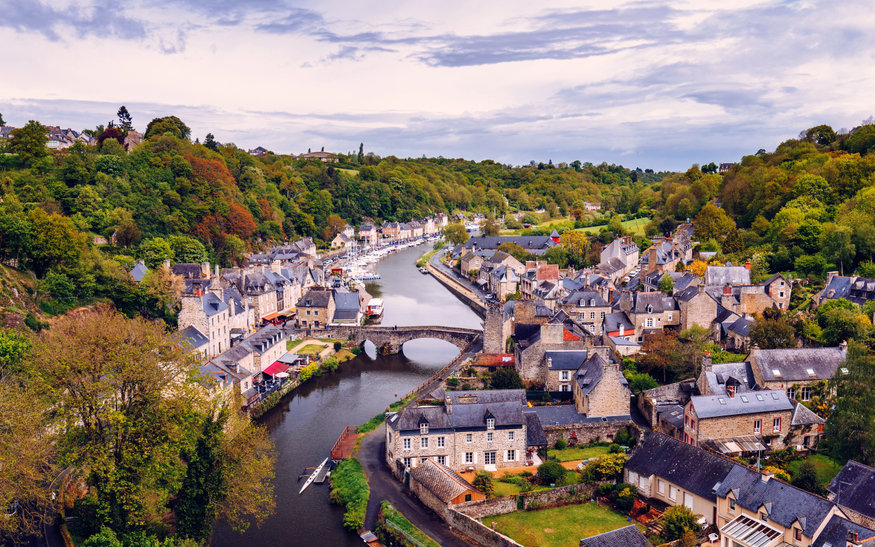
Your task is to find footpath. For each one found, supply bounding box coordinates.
[425,250,487,315]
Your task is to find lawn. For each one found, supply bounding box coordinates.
[292,343,328,355]
[494,471,580,495]
[490,502,641,547]
[501,216,650,238]
[787,454,843,487]
[576,217,649,236]
[548,444,610,462]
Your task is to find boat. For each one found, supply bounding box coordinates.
[299,457,329,494]
[366,298,384,319]
[419,266,429,274]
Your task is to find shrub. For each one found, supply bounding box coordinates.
[323,356,340,372]
[614,428,636,447]
[763,466,790,482]
[554,438,567,450]
[446,377,460,387]
[334,341,342,351]
[662,505,700,540]
[581,453,627,482]
[791,459,826,496]
[536,461,567,486]
[472,472,495,497]
[329,458,369,530]
[490,368,524,389]
[461,382,473,391]
[608,443,622,454]
[299,362,320,382]
[351,346,363,356]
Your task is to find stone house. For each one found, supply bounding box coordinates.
[600,237,639,277]
[827,461,875,529]
[409,459,485,516]
[331,289,362,325]
[331,232,354,250]
[545,350,590,392]
[201,325,287,403]
[514,310,601,387]
[625,432,739,525]
[560,290,612,334]
[460,251,488,277]
[572,353,631,418]
[178,290,231,357]
[459,235,558,256]
[485,265,520,300]
[296,289,335,328]
[727,316,754,352]
[641,271,699,293]
[639,239,688,276]
[616,291,680,342]
[683,390,794,452]
[358,224,378,246]
[747,345,847,401]
[812,272,875,306]
[385,390,529,475]
[676,285,719,331]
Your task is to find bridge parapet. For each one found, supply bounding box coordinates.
[296,325,481,354]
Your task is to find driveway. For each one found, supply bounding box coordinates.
[359,424,470,547]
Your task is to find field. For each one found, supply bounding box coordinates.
[490,502,641,547]
[501,216,650,237]
[787,454,843,488]
[547,444,610,462]
[576,217,650,236]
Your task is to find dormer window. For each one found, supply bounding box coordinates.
[761,512,768,521]
[420,423,428,435]
[486,418,495,430]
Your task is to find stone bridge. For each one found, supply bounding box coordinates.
[298,325,481,354]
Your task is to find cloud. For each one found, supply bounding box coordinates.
[0,0,147,40]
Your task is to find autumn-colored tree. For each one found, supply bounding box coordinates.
[442,223,469,245]
[559,230,590,267]
[225,204,257,239]
[694,203,735,242]
[186,154,236,191]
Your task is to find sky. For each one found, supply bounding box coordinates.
[0,0,873,171]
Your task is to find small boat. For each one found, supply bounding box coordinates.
[299,457,329,494]
[366,298,384,318]
[419,266,429,274]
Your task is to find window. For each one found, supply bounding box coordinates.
[561,371,570,381]
[437,436,445,448]
[420,457,428,464]
[486,418,495,430]
[600,311,606,319]
[508,431,514,441]
[403,438,411,450]
[795,528,802,541]
[464,494,472,502]
[690,419,696,430]
[403,457,411,468]
[466,433,473,443]
[421,437,429,449]
[562,384,571,392]
[484,451,496,465]
[780,291,785,298]
[668,313,673,321]
[773,417,782,432]
[646,318,654,328]
[437,455,446,465]
[420,423,429,435]
[657,480,665,495]
[465,452,474,464]
[761,512,768,521]
[506,450,516,461]
[487,432,493,442]
[787,388,796,399]
[685,414,689,426]
[754,419,762,434]
[800,387,810,401]
[729,498,736,510]
[669,485,678,501]
[590,312,596,319]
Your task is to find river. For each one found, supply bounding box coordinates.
[211,244,482,546]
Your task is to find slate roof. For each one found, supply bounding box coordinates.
[702,362,757,395]
[597,257,627,275]
[625,432,740,502]
[748,347,846,383]
[604,312,634,333]
[333,290,360,312]
[716,466,835,538]
[464,235,558,254]
[410,458,481,503]
[445,389,526,406]
[562,290,610,308]
[657,404,685,428]
[810,515,875,547]
[389,396,526,432]
[129,262,149,282]
[298,289,333,308]
[790,402,825,426]
[580,525,651,547]
[820,275,852,301]
[523,411,547,446]
[827,460,875,521]
[690,390,793,419]
[203,292,229,316]
[546,350,590,370]
[705,265,751,286]
[180,325,209,349]
[728,316,753,337]
[171,263,204,279]
[576,354,622,397]
[631,292,677,314]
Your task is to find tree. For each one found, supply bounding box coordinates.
[472,472,494,498]
[490,368,524,389]
[658,274,674,295]
[749,315,797,349]
[536,461,566,485]
[30,308,204,533]
[176,413,228,542]
[442,223,469,245]
[694,203,735,242]
[662,505,700,541]
[9,120,48,165]
[144,116,191,140]
[0,112,4,126]
[625,371,658,393]
[482,217,500,236]
[116,106,132,132]
[581,453,627,482]
[225,203,257,239]
[847,124,875,154]
[791,460,826,496]
[826,341,875,465]
[701,162,718,174]
[497,242,532,263]
[139,263,185,310]
[204,133,219,151]
[542,246,568,268]
[357,142,364,164]
[27,208,86,276]
[802,125,836,146]
[97,126,124,146]
[139,237,174,268]
[816,299,872,346]
[168,235,208,263]
[559,230,590,267]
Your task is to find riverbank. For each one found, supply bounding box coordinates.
[424,251,486,315]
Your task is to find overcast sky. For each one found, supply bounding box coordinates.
[1,0,873,170]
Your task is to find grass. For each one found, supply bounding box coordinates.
[576,217,650,236]
[787,454,843,487]
[490,502,641,547]
[380,501,441,547]
[294,343,328,355]
[501,216,650,238]
[329,457,369,530]
[548,444,610,462]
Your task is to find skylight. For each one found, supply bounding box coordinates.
[756,394,764,401]
[841,367,849,375]
[741,395,749,403]
[771,393,779,400]
[772,369,781,376]
[806,368,815,376]
[718,398,727,405]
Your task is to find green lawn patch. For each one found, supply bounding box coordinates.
[380,501,441,547]
[787,454,843,487]
[576,217,649,236]
[329,458,369,530]
[548,445,610,462]
[295,344,328,355]
[490,502,641,547]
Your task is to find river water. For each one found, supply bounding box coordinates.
[211,244,482,546]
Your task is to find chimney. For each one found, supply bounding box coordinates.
[723,286,732,295]
[201,261,210,278]
[745,260,751,270]
[445,396,452,414]
[702,351,713,373]
[761,469,773,482]
[215,264,220,278]
[727,385,735,398]
[840,340,848,351]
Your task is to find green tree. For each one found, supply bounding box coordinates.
[139,237,174,268]
[543,245,568,268]
[821,224,855,275]
[27,208,86,276]
[749,315,797,349]
[357,142,364,164]
[204,133,219,151]
[625,371,658,393]
[662,505,700,541]
[9,120,49,166]
[847,124,875,154]
[497,242,532,263]
[658,274,674,295]
[144,116,191,140]
[816,299,872,345]
[82,527,123,547]
[0,329,31,377]
[176,413,229,542]
[536,461,567,485]
[826,341,875,464]
[791,460,826,495]
[490,368,524,389]
[693,203,734,242]
[442,223,469,245]
[0,112,4,125]
[472,472,495,498]
[802,125,836,146]
[116,106,132,132]
[168,235,208,263]
[481,217,500,236]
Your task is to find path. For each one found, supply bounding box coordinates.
[427,250,488,313]
[360,424,470,547]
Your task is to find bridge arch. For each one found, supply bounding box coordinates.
[300,325,480,355]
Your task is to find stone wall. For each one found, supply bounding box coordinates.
[444,509,523,547]
[691,409,793,448]
[542,419,638,446]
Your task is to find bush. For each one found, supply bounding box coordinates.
[351,346,363,356]
[536,461,566,486]
[608,443,622,454]
[323,356,340,372]
[446,377,460,387]
[330,458,369,530]
[554,438,567,450]
[334,341,342,351]
[461,382,472,391]
[490,368,524,389]
[581,453,627,482]
[299,362,320,382]
[662,505,700,540]
[472,472,495,497]
[614,428,636,447]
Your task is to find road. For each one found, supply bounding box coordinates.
[360,424,470,547]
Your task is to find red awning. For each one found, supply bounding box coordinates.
[262,312,281,321]
[262,361,290,376]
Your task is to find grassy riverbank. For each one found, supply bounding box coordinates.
[329,457,370,530]
[415,241,446,267]
[378,501,441,547]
